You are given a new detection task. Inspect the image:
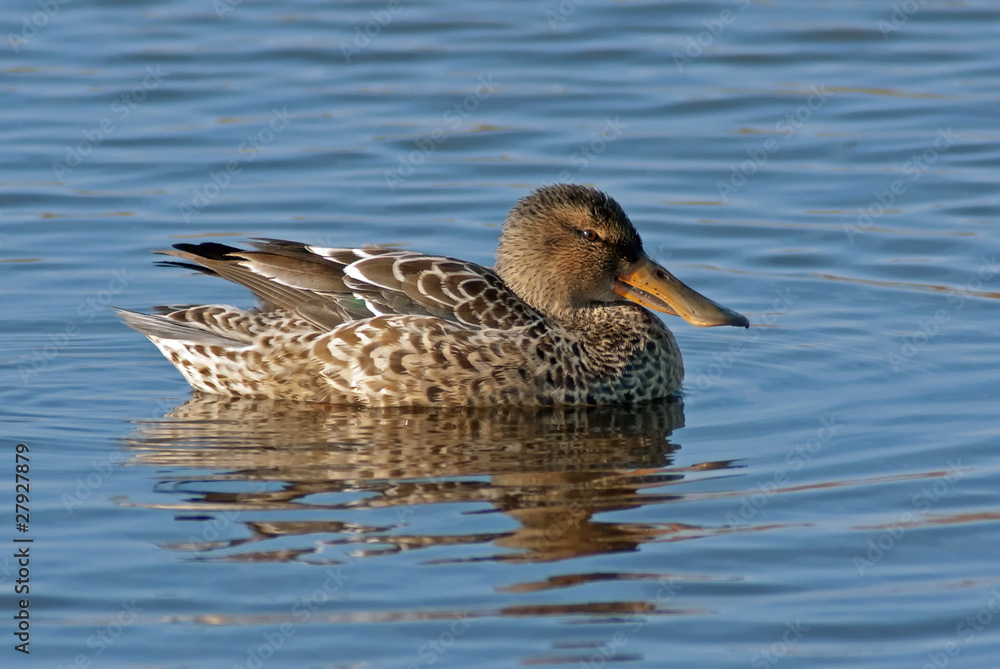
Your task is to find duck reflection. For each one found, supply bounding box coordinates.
[124,394,740,564]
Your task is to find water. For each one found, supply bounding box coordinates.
[3,0,999,666]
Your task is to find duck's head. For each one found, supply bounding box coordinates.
[495,184,749,328]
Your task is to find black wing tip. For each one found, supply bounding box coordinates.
[165,242,244,259]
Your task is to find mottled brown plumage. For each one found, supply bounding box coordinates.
[118,184,748,406]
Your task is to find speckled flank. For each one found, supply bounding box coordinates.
[119,185,739,407]
[140,302,681,407]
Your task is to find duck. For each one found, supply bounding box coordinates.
[117,184,748,406]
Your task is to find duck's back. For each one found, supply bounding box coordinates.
[117,240,553,405]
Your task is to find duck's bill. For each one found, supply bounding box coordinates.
[613,254,750,328]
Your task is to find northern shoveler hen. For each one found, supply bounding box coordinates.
[118,184,748,406]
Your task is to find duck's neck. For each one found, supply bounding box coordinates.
[557,303,683,399]
[560,303,673,369]
[561,301,659,343]
[495,265,579,320]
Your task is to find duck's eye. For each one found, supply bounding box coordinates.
[581,229,600,242]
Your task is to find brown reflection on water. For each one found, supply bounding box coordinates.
[124,394,742,565]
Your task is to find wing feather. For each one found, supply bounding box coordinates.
[153,240,541,332]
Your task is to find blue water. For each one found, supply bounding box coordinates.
[3,1,999,667]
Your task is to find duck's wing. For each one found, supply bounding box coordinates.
[156,240,386,328]
[156,239,541,331]
[336,247,543,330]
